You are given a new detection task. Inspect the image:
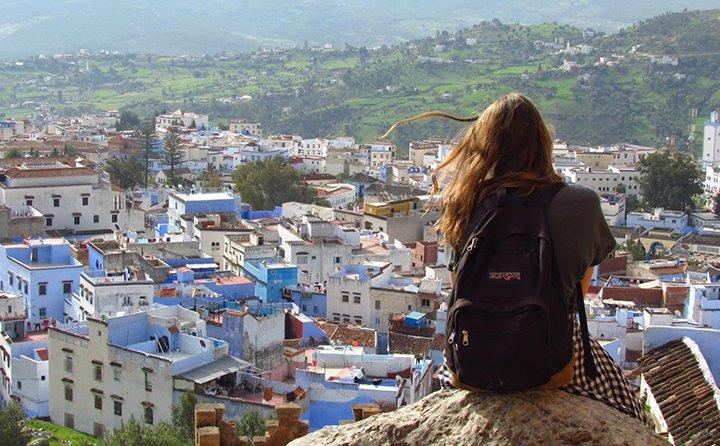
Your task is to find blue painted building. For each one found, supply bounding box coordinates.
[286,289,327,318]
[0,239,82,329]
[167,192,237,232]
[242,259,297,303]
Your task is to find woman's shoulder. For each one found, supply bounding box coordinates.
[553,184,601,207]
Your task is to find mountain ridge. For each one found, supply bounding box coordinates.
[1,0,719,59]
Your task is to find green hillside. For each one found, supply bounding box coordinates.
[0,10,718,153]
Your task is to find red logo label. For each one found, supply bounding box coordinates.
[488,271,522,281]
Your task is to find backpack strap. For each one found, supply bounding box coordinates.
[575,282,598,379]
[530,182,566,208]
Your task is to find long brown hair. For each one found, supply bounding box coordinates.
[382,93,563,249]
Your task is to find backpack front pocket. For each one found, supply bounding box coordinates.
[447,299,551,392]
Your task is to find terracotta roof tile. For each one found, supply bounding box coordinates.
[389,331,433,358]
[316,320,375,347]
[5,166,96,178]
[639,337,720,445]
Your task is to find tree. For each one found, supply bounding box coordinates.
[197,171,224,190]
[171,392,196,441]
[4,149,22,158]
[117,110,142,131]
[0,402,31,446]
[105,156,144,189]
[624,239,646,261]
[638,151,701,211]
[139,121,159,187]
[63,144,79,157]
[235,410,268,443]
[103,417,190,446]
[713,194,720,216]
[231,157,321,210]
[162,128,186,186]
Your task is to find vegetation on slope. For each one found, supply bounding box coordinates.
[0,10,718,153]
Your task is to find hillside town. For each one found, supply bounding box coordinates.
[0,107,719,444]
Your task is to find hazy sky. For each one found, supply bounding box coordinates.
[0,0,718,57]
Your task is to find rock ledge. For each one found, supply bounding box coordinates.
[289,389,667,446]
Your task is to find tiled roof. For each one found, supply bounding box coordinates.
[316,320,375,348]
[5,166,96,178]
[601,286,663,306]
[389,331,433,358]
[639,337,720,444]
[683,232,720,247]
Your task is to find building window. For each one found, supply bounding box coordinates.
[313,305,319,314]
[341,292,349,303]
[8,274,12,286]
[46,217,52,227]
[354,317,362,325]
[17,380,21,389]
[94,365,102,382]
[82,197,89,206]
[63,282,72,294]
[112,214,118,223]
[93,215,100,223]
[64,384,73,401]
[144,406,154,425]
[375,300,381,310]
[26,199,32,206]
[38,283,47,295]
[421,298,431,307]
[332,313,340,322]
[113,367,121,381]
[353,295,361,304]
[93,423,105,438]
[343,316,351,323]
[54,198,60,207]
[333,256,341,264]
[114,400,122,416]
[64,413,74,429]
[74,216,80,225]
[144,370,152,391]
[38,307,47,319]
[64,356,73,373]
[122,296,132,306]
[94,394,102,410]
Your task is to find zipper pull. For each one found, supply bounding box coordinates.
[462,330,469,346]
[447,331,455,345]
[466,238,478,252]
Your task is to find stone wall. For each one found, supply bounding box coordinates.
[288,389,668,446]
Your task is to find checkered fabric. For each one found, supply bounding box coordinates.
[435,318,644,422]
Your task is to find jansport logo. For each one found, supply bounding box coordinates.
[488,271,522,281]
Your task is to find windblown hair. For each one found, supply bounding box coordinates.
[381,93,563,249]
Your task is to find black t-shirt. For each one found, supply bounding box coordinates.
[447,185,616,308]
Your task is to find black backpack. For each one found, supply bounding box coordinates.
[444,183,596,392]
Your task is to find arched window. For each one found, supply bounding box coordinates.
[144,406,154,425]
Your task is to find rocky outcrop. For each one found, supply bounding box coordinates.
[289,389,668,446]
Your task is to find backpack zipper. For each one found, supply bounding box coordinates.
[461,330,469,346]
[466,237,478,252]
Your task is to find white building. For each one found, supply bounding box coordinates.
[278,216,358,283]
[228,119,262,137]
[600,193,626,226]
[0,160,126,233]
[704,165,720,196]
[326,262,393,327]
[66,268,154,322]
[367,142,394,168]
[313,183,356,209]
[155,109,209,130]
[48,306,232,437]
[627,208,688,232]
[703,111,720,168]
[299,139,329,157]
